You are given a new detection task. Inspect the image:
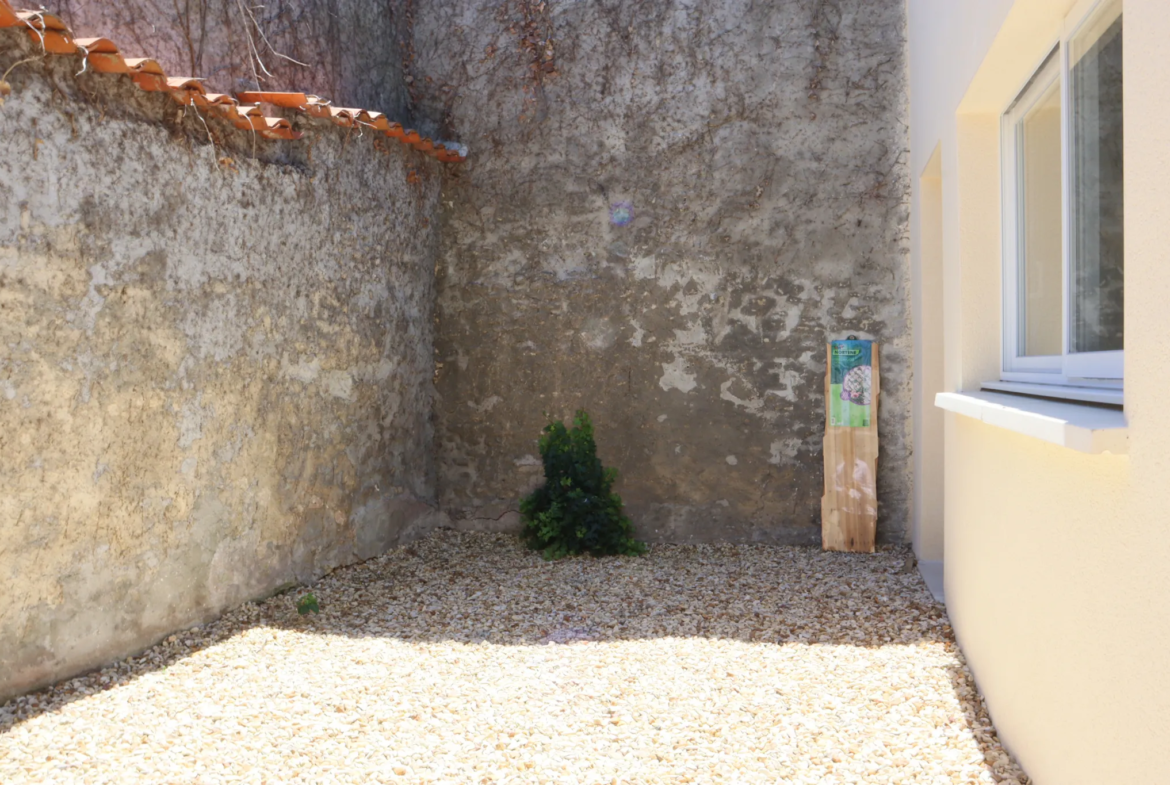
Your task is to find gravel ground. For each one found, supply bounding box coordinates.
[0,531,1028,784]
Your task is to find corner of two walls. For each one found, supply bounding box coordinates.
[1,0,915,701]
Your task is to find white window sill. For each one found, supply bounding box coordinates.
[934,390,1127,455]
[981,380,1123,406]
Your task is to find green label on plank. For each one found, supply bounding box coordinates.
[829,340,873,427]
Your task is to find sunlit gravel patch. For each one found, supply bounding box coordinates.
[0,532,1028,784]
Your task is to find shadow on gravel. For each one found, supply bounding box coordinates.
[1,531,1025,781]
[946,665,1033,784]
[281,532,950,649]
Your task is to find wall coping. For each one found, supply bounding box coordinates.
[0,2,467,163]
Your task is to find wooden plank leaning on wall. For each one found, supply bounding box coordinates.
[821,340,879,553]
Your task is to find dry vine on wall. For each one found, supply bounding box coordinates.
[48,0,405,109]
[481,0,556,125]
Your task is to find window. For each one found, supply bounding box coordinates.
[1001,0,1123,386]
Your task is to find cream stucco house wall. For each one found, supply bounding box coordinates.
[908,0,1170,781]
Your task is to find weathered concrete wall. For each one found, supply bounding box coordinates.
[0,36,441,700]
[409,0,912,543]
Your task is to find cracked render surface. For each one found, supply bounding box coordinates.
[0,532,1028,784]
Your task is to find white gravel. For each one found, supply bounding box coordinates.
[0,531,1028,784]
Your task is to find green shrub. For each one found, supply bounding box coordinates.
[520,410,646,559]
[296,592,320,615]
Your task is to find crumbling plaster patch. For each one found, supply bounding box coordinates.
[412,0,912,544]
[0,44,442,701]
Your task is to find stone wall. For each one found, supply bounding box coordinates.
[409,0,912,543]
[0,36,441,700]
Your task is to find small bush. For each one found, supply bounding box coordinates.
[296,592,320,615]
[520,410,646,559]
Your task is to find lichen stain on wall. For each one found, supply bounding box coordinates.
[0,51,441,700]
[411,0,912,544]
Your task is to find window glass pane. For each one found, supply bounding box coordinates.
[1070,3,1123,355]
[1018,79,1064,357]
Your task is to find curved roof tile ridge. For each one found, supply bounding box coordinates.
[0,0,466,163]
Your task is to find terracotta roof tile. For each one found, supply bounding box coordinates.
[195,92,239,110]
[212,104,248,128]
[120,57,168,91]
[165,76,206,105]
[166,76,205,91]
[356,109,384,125]
[0,2,18,27]
[259,116,302,141]
[123,57,165,75]
[17,11,76,54]
[303,95,333,119]
[0,0,466,163]
[228,104,266,131]
[74,36,117,53]
[329,107,362,128]
[75,37,129,74]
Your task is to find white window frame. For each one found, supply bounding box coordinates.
[999,0,1123,390]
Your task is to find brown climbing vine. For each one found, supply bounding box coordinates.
[514,0,557,84]
[491,0,557,124]
[46,0,403,106]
